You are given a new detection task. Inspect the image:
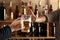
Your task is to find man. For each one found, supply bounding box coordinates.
[45,9,60,40]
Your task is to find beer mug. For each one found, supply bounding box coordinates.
[21,15,31,33]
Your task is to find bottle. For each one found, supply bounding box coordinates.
[49,4,53,13]
[28,1,33,10]
[21,2,27,15]
[11,12,13,20]
[51,22,56,36]
[0,1,6,20]
[30,22,35,36]
[40,23,47,36]
[9,1,13,20]
[24,7,27,15]
[34,5,38,16]
[38,23,41,36]
[21,1,25,15]
[14,5,19,19]
[53,23,56,36]
[44,4,49,15]
[38,1,42,15]
[3,1,6,20]
[4,6,6,20]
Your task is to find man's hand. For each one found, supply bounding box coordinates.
[10,17,21,32]
[35,15,46,22]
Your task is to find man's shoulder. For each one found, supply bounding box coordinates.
[55,9,60,13]
[50,9,60,15]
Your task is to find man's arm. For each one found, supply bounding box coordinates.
[46,10,59,23]
[0,25,12,40]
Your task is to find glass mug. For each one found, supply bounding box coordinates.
[21,15,31,33]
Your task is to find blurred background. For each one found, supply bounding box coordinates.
[0,0,59,40]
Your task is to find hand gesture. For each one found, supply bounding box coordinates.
[10,17,21,32]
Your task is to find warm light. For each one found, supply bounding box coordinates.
[38,0,41,6]
[10,1,12,7]
[39,1,41,5]
[59,2,60,9]
[59,0,60,9]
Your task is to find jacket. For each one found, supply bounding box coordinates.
[0,25,12,40]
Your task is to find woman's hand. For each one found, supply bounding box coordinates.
[27,8,36,22]
[10,17,22,32]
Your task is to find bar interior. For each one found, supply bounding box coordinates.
[0,0,60,40]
